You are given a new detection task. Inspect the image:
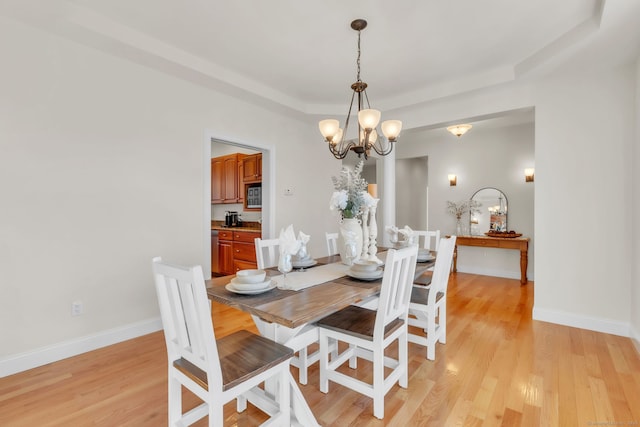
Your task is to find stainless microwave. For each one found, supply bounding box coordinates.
[246,184,262,208]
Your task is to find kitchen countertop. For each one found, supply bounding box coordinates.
[211,221,261,232]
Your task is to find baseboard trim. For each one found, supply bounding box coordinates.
[456,265,531,281]
[532,307,630,337]
[0,317,163,378]
[631,324,640,355]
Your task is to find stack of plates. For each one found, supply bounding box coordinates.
[417,249,435,262]
[225,273,276,295]
[292,257,317,268]
[347,259,383,280]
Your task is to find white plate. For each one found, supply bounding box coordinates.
[417,255,435,262]
[347,268,384,281]
[230,277,272,291]
[292,259,317,268]
[225,281,277,295]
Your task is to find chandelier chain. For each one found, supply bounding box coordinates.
[356,29,361,82]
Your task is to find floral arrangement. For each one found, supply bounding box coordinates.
[447,200,482,220]
[330,160,371,219]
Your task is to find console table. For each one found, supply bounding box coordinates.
[452,235,530,285]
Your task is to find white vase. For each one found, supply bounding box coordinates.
[338,218,363,265]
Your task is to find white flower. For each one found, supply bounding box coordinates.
[330,190,348,212]
[330,160,368,219]
[361,191,376,208]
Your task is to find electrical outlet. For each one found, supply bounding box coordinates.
[71,301,83,316]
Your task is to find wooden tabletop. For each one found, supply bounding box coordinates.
[206,252,435,329]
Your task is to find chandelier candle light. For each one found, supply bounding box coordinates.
[318,19,402,160]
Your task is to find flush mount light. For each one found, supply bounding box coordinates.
[318,19,402,160]
[446,124,472,137]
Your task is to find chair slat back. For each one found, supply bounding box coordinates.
[375,245,418,337]
[429,236,456,303]
[254,237,280,269]
[413,230,441,251]
[152,257,222,390]
[325,232,339,256]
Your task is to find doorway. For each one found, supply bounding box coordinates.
[202,134,273,278]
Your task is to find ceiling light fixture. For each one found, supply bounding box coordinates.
[447,124,472,137]
[318,19,402,160]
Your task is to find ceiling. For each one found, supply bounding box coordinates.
[2,1,639,123]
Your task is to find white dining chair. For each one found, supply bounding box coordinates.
[151,257,293,426]
[254,237,280,269]
[413,229,441,251]
[407,236,456,360]
[317,244,418,419]
[253,237,320,385]
[325,232,339,256]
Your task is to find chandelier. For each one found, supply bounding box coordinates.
[318,19,402,160]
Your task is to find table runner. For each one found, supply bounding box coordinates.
[271,262,352,291]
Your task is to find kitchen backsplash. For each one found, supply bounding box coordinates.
[211,203,261,222]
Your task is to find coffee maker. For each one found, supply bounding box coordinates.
[224,211,240,227]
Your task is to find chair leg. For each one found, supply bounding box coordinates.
[348,343,357,369]
[399,332,408,388]
[439,305,447,344]
[210,403,225,427]
[236,395,247,412]
[277,369,290,424]
[168,375,182,426]
[373,348,385,419]
[319,331,329,394]
[298,348,308,385]
[427,312,436,361]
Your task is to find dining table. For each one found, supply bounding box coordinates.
[206,249,435,426]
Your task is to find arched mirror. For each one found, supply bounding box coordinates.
[469,187,508,235]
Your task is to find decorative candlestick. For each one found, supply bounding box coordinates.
[368,198,382,264]
[361,205,370,259]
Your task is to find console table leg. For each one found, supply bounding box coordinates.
[520,249,528,285]
[453,245,458,272]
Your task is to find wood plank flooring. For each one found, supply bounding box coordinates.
[1,273,639,426]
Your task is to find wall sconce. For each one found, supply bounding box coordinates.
[448,174,457,186]
[524,168,535,182]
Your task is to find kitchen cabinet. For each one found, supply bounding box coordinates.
[242,153,262,183]
[232,230,259,272]
[217,230,235,275]
[214,229,260,275]
[211,153,245,204]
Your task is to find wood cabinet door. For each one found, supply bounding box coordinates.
[211,158,224,203]
[223,155,238,203]
[233,259,258,272]
[237,159,244,204]
[242,153,262,183]
[218,239,234,275]
[233,241,257,262]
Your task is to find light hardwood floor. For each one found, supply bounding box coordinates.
[1,273,639,426]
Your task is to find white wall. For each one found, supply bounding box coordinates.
[399,123,535,280]
[532,64,635,335]
[632,59,640,351]
[396,157,429,231]
[0,17,340,375]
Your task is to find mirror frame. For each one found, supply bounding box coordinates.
[469,187,508,235]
